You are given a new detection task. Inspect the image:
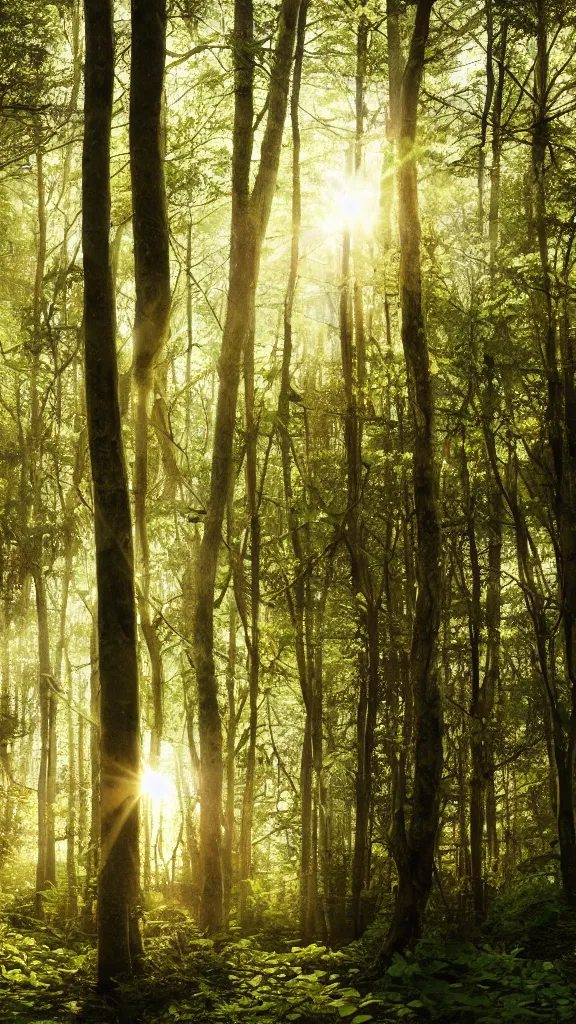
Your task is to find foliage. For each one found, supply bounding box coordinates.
[372,941,576,1023]
[1,909,576,1024]
[484,876,576,961]
[0,917,92,1022]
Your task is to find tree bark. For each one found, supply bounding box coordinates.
[470,14,507,910]
[276,0,315,942]
[238,331,261,929]
[30,144,57,916]
[130,0,170,898]
[57,544,79,920]
[477,0,494,231]
[345,10,381,940]
[462,436,485,916]
[488,20,507,261]
[192,0,302,933]
[531,0,576,901]
[33,565,56,914]
[223,590,237,926]
[383,0,443,958]
[81,608,100,931]
[82,0,142,988]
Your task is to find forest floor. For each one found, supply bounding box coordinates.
[1,877,576,1023]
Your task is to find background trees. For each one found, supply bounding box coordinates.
[1,0,576,986]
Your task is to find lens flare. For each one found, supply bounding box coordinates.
[139,765,176,805]
[323,174,379,236]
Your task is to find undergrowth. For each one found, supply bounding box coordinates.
[0,877,576,1023]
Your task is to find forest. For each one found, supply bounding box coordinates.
[2,0,576,1020]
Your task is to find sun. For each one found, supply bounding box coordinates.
[322,173,380,236]
[139,765,177,806]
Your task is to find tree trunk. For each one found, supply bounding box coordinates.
[82,0,143,988]
[461,437,485,916]
[488,20,507,262]
[531,0,576,901]
[192,0,302,933]
[31,144,57,917]
[130,0,171,776]
[56,543,78,920]
[65,653,79,920]
[77,669,88,864]
[275,0,313,942]
[238,330,261,929]
[471,15,507,898]
[33,566,56,914]
[477,0,494,230]
[82,608,100,931]
[223,591,237,926]
[345,11,380,939]
[383,0,443,958]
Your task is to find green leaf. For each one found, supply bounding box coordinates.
[387,960,407,978]
[338,1005,358,1018]
[351,1016,373,1023]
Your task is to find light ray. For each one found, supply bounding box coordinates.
[139,764,177,807]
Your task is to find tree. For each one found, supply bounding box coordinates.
[192,0,302,933]
[82,0,142,988]
[2,0,576,990]
[383,0,443,957]
[130,0,171,890]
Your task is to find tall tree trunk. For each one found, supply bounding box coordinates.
[472,16,507,896]
[56,542,78,920]
[238,334,261,929]
[462,437,485,915]
[31,145,57,916]
[383,0,443,957]
[345,10,380,939]
[82,0,142,988]
[277,0,313,941]
[81,609,100,930]
[65,654,79,920]
[33,567,55,914]
[531,0,576,901]
[470,14,507,912]
[130,0,170,775]
[477,0,494,231]
[181,551,203,916]
[0,597,14,849]
[192,0,302,933]
[223,591,237,926]
[130,0,170,898]
[488,20,507,262]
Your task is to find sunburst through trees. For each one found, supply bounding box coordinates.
[1,0,576,1017]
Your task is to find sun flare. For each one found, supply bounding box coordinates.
[323,174,380,236]
[139,765,177,806]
